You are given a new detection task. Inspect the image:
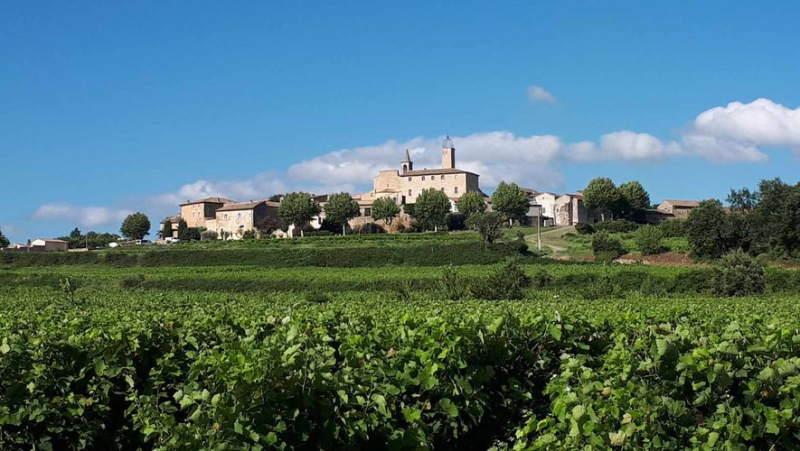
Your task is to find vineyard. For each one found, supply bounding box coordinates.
[1,248,800,449]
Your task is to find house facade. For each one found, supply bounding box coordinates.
[179,197,232,228]
[214,200,280,239]
[657,200,700,219]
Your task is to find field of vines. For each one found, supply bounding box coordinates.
[1,251,800,449]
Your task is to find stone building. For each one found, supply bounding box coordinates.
[357,136,483,210]
[179,197,232,228]
[657,200,699,219]
[214,200,280,239]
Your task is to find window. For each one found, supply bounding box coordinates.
[364,208,372,217]
[223,213,229,220]
[454,187,459,194]
[408,189,412,196]
[422,176,425,181]
[237,212,242,220]
[408,177,412,181]
[440,175,444,180]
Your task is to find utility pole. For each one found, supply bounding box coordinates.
[537,207,542,251]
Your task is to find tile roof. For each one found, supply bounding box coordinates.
[663,200,700,208]
[180,197,234,206]
[403,168,478,177]
[215,200,280,212]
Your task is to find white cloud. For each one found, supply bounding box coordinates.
[527,85,557,103]
[567,131,682,162]
[33,204,133,228]
[694,98,800,148]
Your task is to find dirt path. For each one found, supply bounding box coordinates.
[524,226,574,253]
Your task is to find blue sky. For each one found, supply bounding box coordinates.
[2,1,799,243]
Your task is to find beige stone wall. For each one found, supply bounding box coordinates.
[160,222,177,238]
[671,207,692,219]
[215,210,255,239]
[374,170,401,193]
[399,173,473,203]
[180,202,224,228]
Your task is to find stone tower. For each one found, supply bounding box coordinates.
[441,135,455,169]
[401,148,413,173]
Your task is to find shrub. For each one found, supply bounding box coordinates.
[532,268,553,288]
[575,222,595,235]
[470,257,532,300]
[440,265,467,300]
[242,230,257,240]
[445,213,467,231]
[120,274,145,289]
[636,225,666,255]
[657,219,686,237]
[593,219,639,233]
[200,230,218,241]
[466,212,504,244]
[712,250,766,297]
[591,231,626,262]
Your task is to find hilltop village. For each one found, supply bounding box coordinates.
[160,137,697,240]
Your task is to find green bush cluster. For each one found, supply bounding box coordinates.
[1,289,799,449]
[636,225,667,255]
[593,220,640,233]
[591,232,627,262]
[574,222,595,235]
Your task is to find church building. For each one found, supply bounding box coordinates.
[357,136,482,209]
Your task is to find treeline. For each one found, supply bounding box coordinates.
[56,228,120,250]
[686,178,799,260]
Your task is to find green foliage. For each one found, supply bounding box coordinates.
[439,265,466,300]
[413,189,451,231]
[712,250,766,297]
[0,228,10,248]
[119,274,145,288]
[200,230,218,241]
[490,181,530,222]
[120,212,151,240]
[371,197,401,225]
[619,180,651,215]
[657,219,686,238]
[445,212,466,231]
[750,178,800,256]
[636,225,666,255]
[470,257,532,300]
[455,191,487,217]
[574,222,595,235]
[593,219,639,233]
[583,177,622,221]
[176,219,188,240]
[241,229,256,240]
[591,231,626,262]
[726,186,760,211]
[686,199,734,259]
[466,212,504,244]
[279,192,321,237]
[532,267,553,288]
[324,192,361,234]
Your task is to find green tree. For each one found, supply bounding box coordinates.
[636,225,665,255]
[750,178,800,256]
[466,211,504,244]
[583,177,622,221]
[456,191,487,217]
[726,187,760,212]
[372,197,401,225]
[686,199,731,259]
[619,181,650,216]
[176,220,188,240]
[279,192,321,238]
[268,194,283,203]
[491,182,529,225]
[712,250,765,297]
[414,188,451,231]
[591,231,626,262]
[324,192,361,235]
[0,228,9,248]
[120,212,151,240]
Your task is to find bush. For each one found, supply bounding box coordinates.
[119,274,145,289]
[712,250,766,297]
[575,222,595,235]
[200,230,218,241]
[242,230,257,240]
[439,265,467,300]
[591,231,626,262]
[532,268,553,288]
[593,219,639,233]
[657,219,686,238]
[304,291,331,304]
[636,225,666,255]
[445,213,467,231]
[470,257,532,300]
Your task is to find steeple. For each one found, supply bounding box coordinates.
[441,134,455,169]
[401,148,413,173]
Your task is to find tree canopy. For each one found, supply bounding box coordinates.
[583,177,622,221]
[619,181,650,215]
[120,212,151,240]
[279,192,321,238]
[0,228,9,248]
[456,191,487,217]
[324,192,361,235]
[466,211,504,244]
[413,189,451,231]
[491,182,529,224]
[686,199,732,259]
[372,197,400,225]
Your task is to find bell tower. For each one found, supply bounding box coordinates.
[441,135,455,169]
[401,148,413,173]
